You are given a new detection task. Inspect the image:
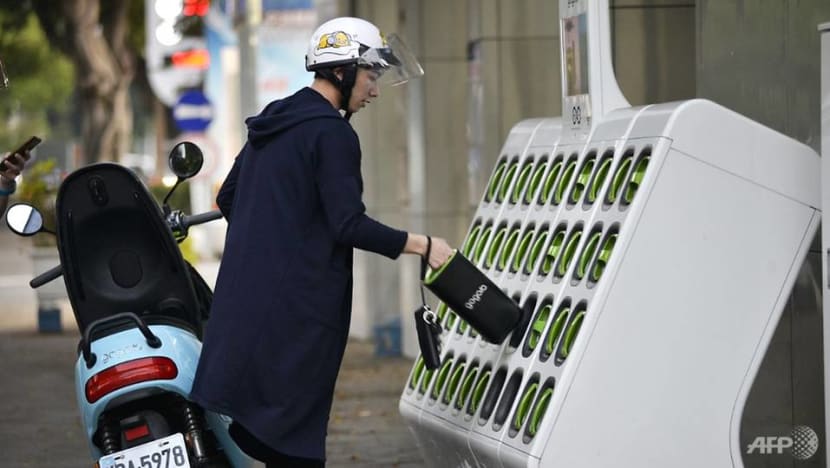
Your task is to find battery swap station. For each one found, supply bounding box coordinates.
[399,1,824,467]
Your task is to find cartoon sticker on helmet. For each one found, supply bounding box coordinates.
[317,31,352,51]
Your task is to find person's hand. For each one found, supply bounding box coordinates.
[404,233,455,269]
[0,150,31,185]
[427,236,453,270]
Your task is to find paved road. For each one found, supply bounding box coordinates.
[0,332,425,467]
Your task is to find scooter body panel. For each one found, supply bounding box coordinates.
[75,325,254,466]
[75,324,200,453]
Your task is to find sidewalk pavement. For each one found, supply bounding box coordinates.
[0,331,425,467]
[0,227,44,331]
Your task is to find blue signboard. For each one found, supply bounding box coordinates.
[263,0,313,10]
[172,90,213,132]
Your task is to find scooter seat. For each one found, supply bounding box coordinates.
[55,163,202,340]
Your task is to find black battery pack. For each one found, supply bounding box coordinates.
[424,251,521,344]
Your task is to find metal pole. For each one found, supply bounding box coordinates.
[400,0,425,358]
[819,20,830,467]
[237,0,261,125]
[467,0,484,208]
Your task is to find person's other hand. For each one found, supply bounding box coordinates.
[0,150,31,182]
[428,236,453,270]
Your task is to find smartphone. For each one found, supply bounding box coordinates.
[0,136,42,172]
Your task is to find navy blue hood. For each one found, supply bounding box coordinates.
[245,87,343,148]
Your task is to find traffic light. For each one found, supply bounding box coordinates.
[183,0,210,17]
[145,0,210,105]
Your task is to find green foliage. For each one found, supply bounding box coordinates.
[0,10,74,150]
[15,158,57,212]
[148,182,192,214]
[178,235,199,264]
[14,158,59,245]
[127,0,146,61]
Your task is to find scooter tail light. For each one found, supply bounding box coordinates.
[85,357,178,403]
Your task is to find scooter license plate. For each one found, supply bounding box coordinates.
[98,433,191,468]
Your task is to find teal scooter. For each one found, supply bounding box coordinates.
[6,142,253,468]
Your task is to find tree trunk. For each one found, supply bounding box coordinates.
[35,0,134,165]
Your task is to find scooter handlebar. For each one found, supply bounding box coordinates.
[166,209,223,242]
[183,210,223,228]
[30,264,63,288]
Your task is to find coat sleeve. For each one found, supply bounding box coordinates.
[216,147,245,220]
[314,126,408,259]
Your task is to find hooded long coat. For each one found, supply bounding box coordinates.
[190,87,407,460]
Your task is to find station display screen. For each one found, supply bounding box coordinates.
[562,14,589,96]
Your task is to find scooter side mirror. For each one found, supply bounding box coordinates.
[6,203,43,236]
[168,141,204,180]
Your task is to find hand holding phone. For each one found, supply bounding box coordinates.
[0,136,41,173]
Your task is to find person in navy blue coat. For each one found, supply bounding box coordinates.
[190,17,453,467]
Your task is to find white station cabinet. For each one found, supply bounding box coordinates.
[400,2,822,467]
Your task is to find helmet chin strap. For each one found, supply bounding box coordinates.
[319,65,358,121]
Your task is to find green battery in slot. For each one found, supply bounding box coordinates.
[556,228,583,278]
[468,369,491,415]
[435,302,448,322]
[486,225,508,269]
[576,229,603,280]
[525,161,549,204]
[558,308,586,362]
[444,362,467,406]
[498,227,521,271]
[485,160,507,202]
[431,357,454,400]
[409,356,425,389]
[456,365,479,410]
[541,226,567,275]
[526,229,549,274]
[457,319,468,335]
[570,154,596,203]
[607,152,633,205]
[510,161,534,204]
[526,303,552,352]
[498,161,519,203]
[591,231,618,282]
[587,154,613,203]
[553,157,577,205]
[544,305,570,359]
[419,367,435,395]
[539,158,563,205]
[512,228,535,273]
[474,225,492,263]
[513,381,539,431]
[624,151,650,204]
[445,311,457,331]
[462,224,482,257]
[527,386,554,437]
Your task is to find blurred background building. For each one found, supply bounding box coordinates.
[0,0,827,358]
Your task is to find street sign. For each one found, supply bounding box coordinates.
[145,0,208,106]
[172,90,213,132]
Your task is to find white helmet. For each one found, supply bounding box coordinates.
[305,17,423,86]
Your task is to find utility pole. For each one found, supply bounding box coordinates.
[237,0,261,123]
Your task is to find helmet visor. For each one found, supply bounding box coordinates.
[357,34,423,86]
